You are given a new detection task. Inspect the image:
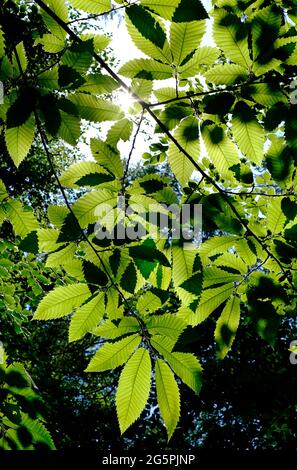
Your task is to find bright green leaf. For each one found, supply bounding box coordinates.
[155,359,180,440]
[86,334,141,372]
[215,295,241,360]
[5,115,35,167]
[69,292,105,342]
[116,348,151,434]
[34,284,91,320]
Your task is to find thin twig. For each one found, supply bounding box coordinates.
[237,255,270,289]
[67,1,139,25]
[122,108,145,192]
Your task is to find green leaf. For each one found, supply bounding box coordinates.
[137,292,162,315]
[107,119,133,147]
[213,9,251,68]
[108,249,121,278]
[72,189,118,228]
[19,230,39,254]
[46,244,76,268]
[156,103,192,132]
[0,180,7,201]
[126,5,166,49]
[151,336,202,393]
[69,292,105,342]
[204,64,248,85]
[179,272,203,296]
[78,74,119,95]
[18,414,55,450]
[68,0,111,14]
[6,91,34,128]
[267,199,286,235]
[48,206,68,229]
[146,314,185,340]
[12,42,27,77]
[63,259,85,281]
[81,33,111,52]
[0,207,6,226]
[69,94,124,123]
[5,200,39,238]
[131,78,153,102]
[235,239,257,267]
[42,0,68,41]
[154,87,181,102]
[252,5,281,67]
[121,262,137,294]
[243,83,287,107]
[199,236,237,259]
[265,140,293,186]
[231,162,254,185]
[179,47,219,78]
[106,288,124,320]
[119,59,173,80]
[207,88,237,116]
[232,101,264,165]
[214,253,246,274]
[155,359,180,441]
[91,138,124,177]
[171,0,208,22]
[135,258,157,280]
[82,260,108,291]
[58,64,84,88]
[5,115,35,167]
[57,110,80,146]
[195,283,234,324]
[0,27,5,57]
[34,284,90,320]
[172,245,197,287]
[35,34,65,53]
[116,348,151,434]
[285,108,297,149]
[126,5,171,63]
[170,21,206,66]
[45,244,78,268]
[60,161,113,188]
[168,116,199,185]
[86,334,141,372]
[215,295,240,360]
[141,0,179,20]
[76,173,114,187]
[202,267,241,288]
[129,244,171,267]
[37,228,60,251]
[37,66,59,89]
[93,317,140,339]
[201,124,239,178]
[62,40,93,74]
[141,0,208,22]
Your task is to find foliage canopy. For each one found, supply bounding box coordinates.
[0,0,297,443]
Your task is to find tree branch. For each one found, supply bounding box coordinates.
[67,0,139,24]
[223,189,296,197]
[147,81,268,108]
